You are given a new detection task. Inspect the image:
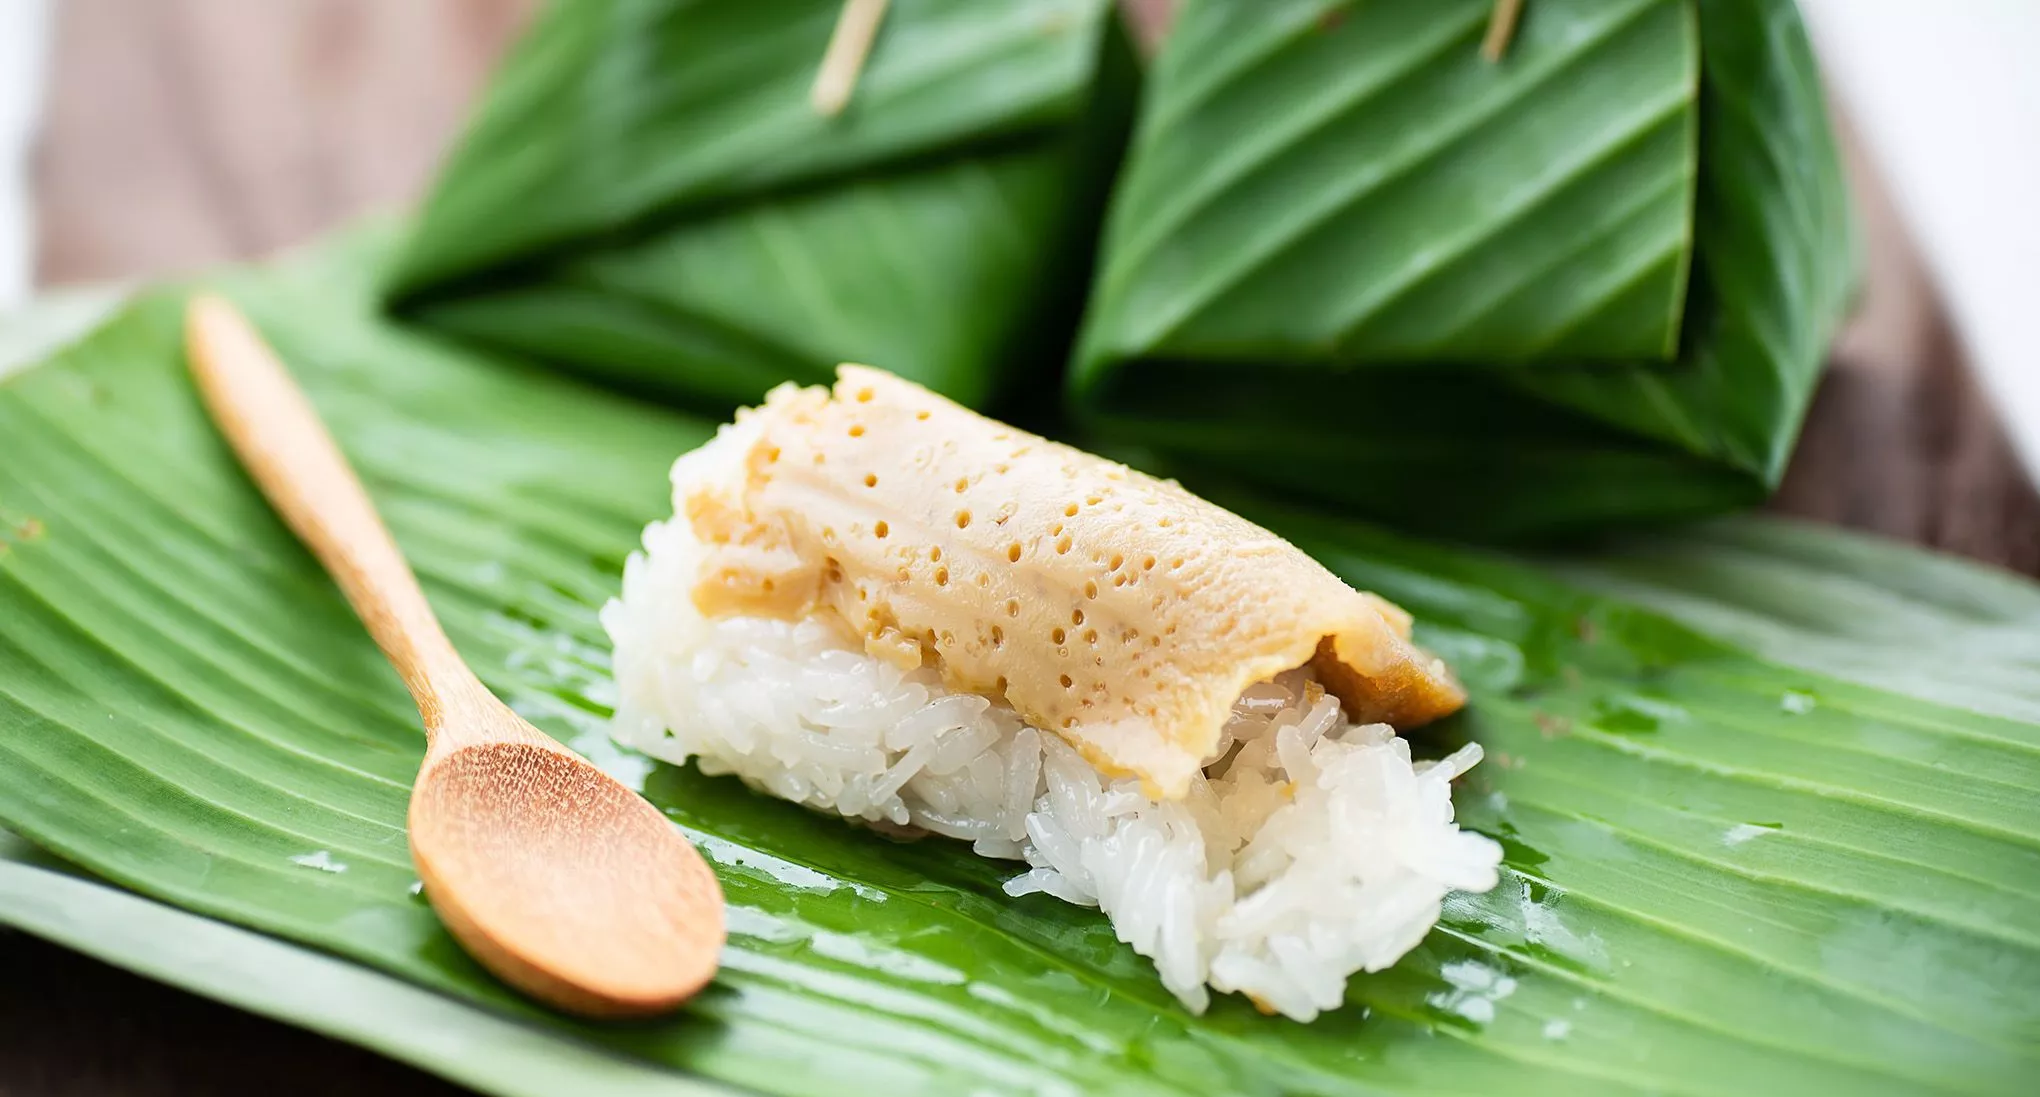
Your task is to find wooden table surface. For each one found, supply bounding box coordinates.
[8,2,2040,1095]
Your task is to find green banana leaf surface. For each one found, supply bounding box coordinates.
[1073,0,1858,538]
[0,233,2033,1095]
[386,0,1137,414]
[0,832,724,1097]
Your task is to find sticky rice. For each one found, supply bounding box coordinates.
[602,367,1501,1020]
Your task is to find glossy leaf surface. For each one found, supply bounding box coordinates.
[0,236,2029,1095]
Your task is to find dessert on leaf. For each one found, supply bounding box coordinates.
[606,366,1499,1020]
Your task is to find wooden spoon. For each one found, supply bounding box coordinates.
[184,294,724,1018]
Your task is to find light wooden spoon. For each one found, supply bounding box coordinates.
[185,294,724,1018]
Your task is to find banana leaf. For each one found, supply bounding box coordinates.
[0,832,722,1097]
[385,0,1137,413]
[1073,0,1858,539]
[1,232,2033,1095]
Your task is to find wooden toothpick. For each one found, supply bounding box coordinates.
[811,0,891,117]
[1481,0,1524,63]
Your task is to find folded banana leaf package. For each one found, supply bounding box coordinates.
[1073,0,1857,538]
[385,0,1137,413]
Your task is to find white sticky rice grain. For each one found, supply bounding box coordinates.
[604,508,1503,1022]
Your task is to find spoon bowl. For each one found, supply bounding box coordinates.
[411,735,723,1017]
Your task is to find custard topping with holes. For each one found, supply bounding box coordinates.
[681,366,1464,797]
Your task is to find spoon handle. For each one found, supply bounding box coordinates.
[184,294,490,748]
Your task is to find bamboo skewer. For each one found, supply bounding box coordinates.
[811,0,891,117]
[1481,0,1525,63]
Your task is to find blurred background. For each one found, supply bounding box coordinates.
[0,1,2034,1094]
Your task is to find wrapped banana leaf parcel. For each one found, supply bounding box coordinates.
[386,0,1139,413]
[392,0,1853,540]
[1074,0,1857,538]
